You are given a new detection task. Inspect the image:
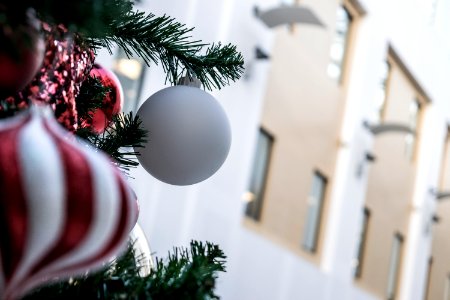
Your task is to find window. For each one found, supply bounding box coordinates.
[387,233,404,300]
[371,60,391,123]
[423,257,433,300]
[444,274,450,300]
[303,171,327,252]
[244,128,274,221]
[327,5,352,82]
[112,48,146,113]
[354,208,370,278]
[404,99,421,160]
[439,128,450,189]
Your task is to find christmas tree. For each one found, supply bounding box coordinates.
[0,0,244,299]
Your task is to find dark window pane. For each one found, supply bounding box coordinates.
[354,208,370,278]
[303,171,327,252]
[245,128,274,221]
[404,99,421,160]
[327,6,352,82]
[387,233,404,300]
[371,61,391,123]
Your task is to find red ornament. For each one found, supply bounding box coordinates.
[91,108,108,133]
[0,9,45,97]
[6,24,95,132]
[85,64,124,133]
[0,105,138,300]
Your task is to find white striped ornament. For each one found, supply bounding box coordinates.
[0,105,138,300]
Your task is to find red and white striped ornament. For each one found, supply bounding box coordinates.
[0,105,138,300]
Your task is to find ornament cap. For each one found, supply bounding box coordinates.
[177,75,202,88]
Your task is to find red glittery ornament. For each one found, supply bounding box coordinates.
[0,9,45,97]
[87,64,124,133]
[6,24,95,131]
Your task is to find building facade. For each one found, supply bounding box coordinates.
[98,0,450,299]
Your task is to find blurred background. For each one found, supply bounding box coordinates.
[97,0,450,299]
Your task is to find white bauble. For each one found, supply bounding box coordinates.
[135,85,231,185]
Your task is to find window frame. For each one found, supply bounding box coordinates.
[244,127,275,221]
[302,170,328,253]
[327,4,353,84]
[373,59,392,123]
[386,47,429,163]
[444,273,450,300]
[354,207,371,279]
[404,98,422,162]
[423,257,433,300]
[386,232,404,300]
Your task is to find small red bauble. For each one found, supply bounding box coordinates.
[89,64,124,133]
[0,9,45,97]
[91,109,108,133]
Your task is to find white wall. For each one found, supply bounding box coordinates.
[96,0,450,299]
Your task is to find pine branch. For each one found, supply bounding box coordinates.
[188,43,245,91]
[6,0,244,90]
[146,241,226,300]
[22,240,227,300]
[4,0,134,36]
[84,1,244,90]
[75,76,111,122]
[77,112,148,172]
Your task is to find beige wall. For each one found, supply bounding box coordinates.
[244,0,356,263]
[356,54,427,298]
[427,130,450,300]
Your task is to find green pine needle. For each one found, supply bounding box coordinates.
[76,112,148,172]
[84,1,244,90]
[146,241,226,300]
[22,240,227,300]
[75,76,111,122]
[5,0,244,90]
